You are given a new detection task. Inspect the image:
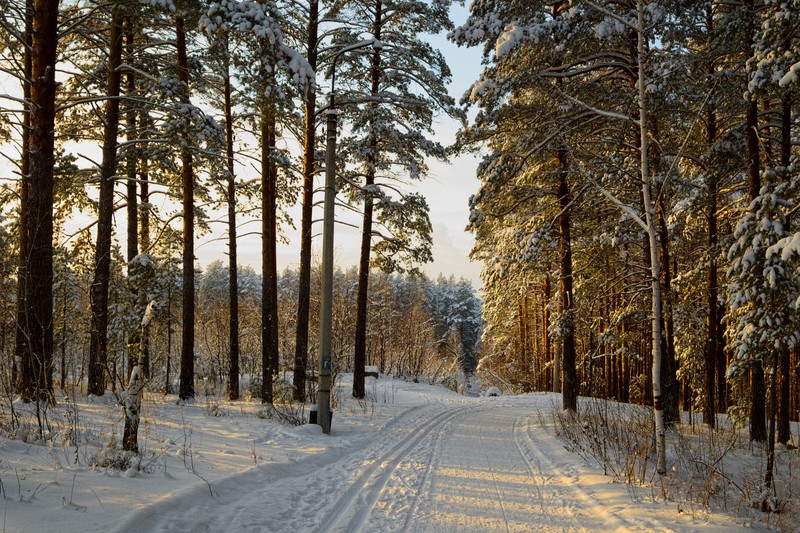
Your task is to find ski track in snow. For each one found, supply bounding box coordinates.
[513,410,672,532]
[113,396,759,533]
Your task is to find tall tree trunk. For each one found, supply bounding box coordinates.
[14,0,33,394]
[223,37,240,402]
[657,212,679,426]
[139,113,151,379]
[293,0,319,403]
[777,94,792,444]
[139,111,151,252]
[22,0,60,403]
[88,5,124,397]
[177,15,195,401]
[517,297,529,391]
[124,17,142,382]
[125,17,137,265]
[650,116,679,425]
[704,79,719,427]
[636,0,666,475]
[704,178,719,426]
[746,96,767,442]
[353,177,373,398]
[543,274,551,391]
[124,17,142,384]
[260,91,278,405]
[557,147,577,412]
[353,0,383,400]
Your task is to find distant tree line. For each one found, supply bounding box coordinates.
[0,251,480,399]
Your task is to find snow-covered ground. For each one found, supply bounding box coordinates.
[0,376,787,532]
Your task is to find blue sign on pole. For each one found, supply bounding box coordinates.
[322,355,331,372]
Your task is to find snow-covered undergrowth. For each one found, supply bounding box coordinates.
[0,375,453,532]
[0,377,793,532]
[551,397,800,530]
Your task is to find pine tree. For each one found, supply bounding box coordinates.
[333,0,461,399]
[291,0,322,403]
[21,0,60,402]
[87,2,125,397]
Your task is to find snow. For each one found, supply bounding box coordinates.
[0,376,785,532]
[468,77,496,101]
[139,0,175,12]
[495,25,523,58]
[141,300,156,327]
[779,61,800,86]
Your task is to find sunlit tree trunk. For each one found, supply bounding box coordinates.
[21,0,60,402]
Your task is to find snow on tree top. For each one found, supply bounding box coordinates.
[495,25,523,59]
[140,0,175,12]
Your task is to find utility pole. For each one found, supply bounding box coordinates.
[316,106,337,434]
[315,39,382,434]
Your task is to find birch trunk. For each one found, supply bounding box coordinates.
[636,0,666,476]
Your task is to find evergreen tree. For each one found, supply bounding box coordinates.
[87,2,125,396]
[333,0,462,399]
[21,0,60,402]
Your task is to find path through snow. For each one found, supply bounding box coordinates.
[111,391,750,532]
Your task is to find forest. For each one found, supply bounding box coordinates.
[0,0,799,494]
[456,0,800,473]
[0,0,485,453]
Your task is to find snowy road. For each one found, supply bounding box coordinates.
[313,403,679,532]
[113,397,717,533]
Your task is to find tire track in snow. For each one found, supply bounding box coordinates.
[316,405,470,533]
[212,402,454,532]
[112,402,441,533]
[477,422,512,533]
[397,408,452,532]
[509,414,582,528]
[399,405,578,532]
